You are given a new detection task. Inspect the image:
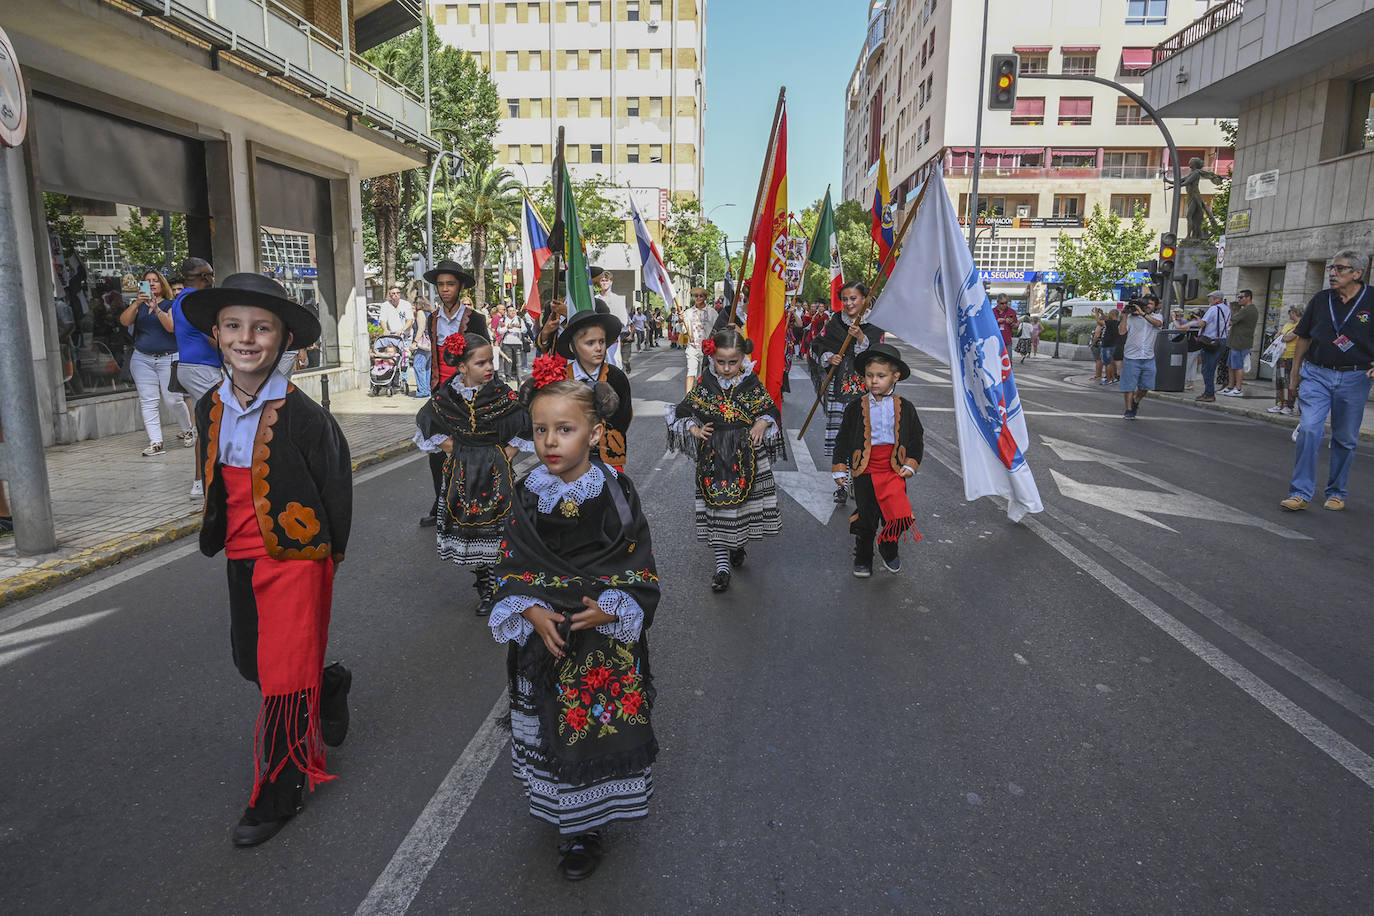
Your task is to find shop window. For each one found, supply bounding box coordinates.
[255,159,337,369]
[1346,77,1374,154]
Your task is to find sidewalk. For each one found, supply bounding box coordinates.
[1057,366,1374,441]
[0,386,423,607]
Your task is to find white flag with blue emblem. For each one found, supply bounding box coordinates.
[868,165,1043,521]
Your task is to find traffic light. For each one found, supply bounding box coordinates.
[1158,233,1177,277]
[988,54,1019,111]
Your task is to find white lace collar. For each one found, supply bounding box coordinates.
[448,376,480,399]
[709,365,747,389]
[524,463,617,513]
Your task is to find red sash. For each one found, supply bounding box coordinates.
[866,444,921,544]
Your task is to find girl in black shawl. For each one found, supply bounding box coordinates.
[811,281,884,505]
[489,364,660,882]
[665,327,784,593]
[414,333,531,614]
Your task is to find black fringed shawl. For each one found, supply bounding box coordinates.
[810,314,884,401]
[666,372,786,507]
[416,378,529,446]
[495,467,660,784]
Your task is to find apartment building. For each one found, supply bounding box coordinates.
[1144,0,1374,350]
[2,0,436,445]
[843,0,1232,307]
[432,0,706,276]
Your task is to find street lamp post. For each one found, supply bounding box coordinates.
[425,149,466,298]
[703,203,735,287]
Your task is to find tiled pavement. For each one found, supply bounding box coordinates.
[0,386,424,605]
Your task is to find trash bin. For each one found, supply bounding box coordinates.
[1155,329,1191,392]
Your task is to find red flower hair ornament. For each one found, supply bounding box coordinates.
[532,353,569,388]
[441,334,467,361]
[701,338,717,356]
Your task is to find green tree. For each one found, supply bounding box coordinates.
[113,207,187,272]
[527,174,624,257]
[661,197,726,285]
[1053,204,1154,299]
[788,196,875,301]
[414,163,521,307]
[43,193,87,256]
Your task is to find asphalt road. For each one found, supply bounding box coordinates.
[1,342,1370,914]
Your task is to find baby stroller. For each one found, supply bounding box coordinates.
[369,334,411,397]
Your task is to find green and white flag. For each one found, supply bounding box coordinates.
[806,186,843,310]
[560,161,596,313]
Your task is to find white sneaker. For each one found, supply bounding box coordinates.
[179,429,196,448]
[1267,405,1285,413]
[141,442,165,457]
[190,480,204,498]
[1280,407,1293,415]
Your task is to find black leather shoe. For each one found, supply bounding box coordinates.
[881,554,902,573]
[710,571,731,592]
[476,594,494,616]
[557,832,602,881]
[729,547,747,568]
[419,512,437,527]
[321,662,351,748]
[833,486,848,505]
[232,812,293,847]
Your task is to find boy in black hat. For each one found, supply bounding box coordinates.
[555,308,633,471]
[831,343,923,577]
[183,273,353,847]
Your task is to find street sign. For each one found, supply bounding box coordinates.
[0,27,28,148]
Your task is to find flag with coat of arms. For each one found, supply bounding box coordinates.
[866,164,1043,522]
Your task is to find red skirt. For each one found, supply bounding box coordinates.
[223,466,336,802]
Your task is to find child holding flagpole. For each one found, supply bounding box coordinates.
[811,281,885,505]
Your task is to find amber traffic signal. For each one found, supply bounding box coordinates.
[1158,233,1178,276]
[989,54,1019,110]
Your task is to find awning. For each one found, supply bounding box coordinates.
[1120,47,1153,71]
[1062,45,1100,52]
[1012,98,1045,118]
[1058,97,1093,118]
[1052,148,1098,157]
[976,147,1044,155]
[1013,45,1051,53]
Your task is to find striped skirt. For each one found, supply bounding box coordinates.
[823,397,851,461]
[435,522,502,567]
[509,675,652,835]
[694,452,782,550]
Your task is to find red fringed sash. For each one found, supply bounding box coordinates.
[223,467,336,803]
[867,445,922,544]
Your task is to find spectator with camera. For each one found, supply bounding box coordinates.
[1118,295,1164,419]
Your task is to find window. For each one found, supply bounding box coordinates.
[649,49,663,70]
[626,49,639,69]
[1109,194,1151,218]
[528,2,541,23]
[470,4,482,23]
[627,98,640,117]
[649,1,663,19]
[1057,97,1093,125]
[529,145,545,164]
[588,97,603,117]
[588,1,601,22]
[507,144,521,162]
[1346,77,1374,154]
[649,96,663,117]
[565,51,579,70]
[1051,151,1097,169]
[505,2,518,22]
[1126,0,1167,25]
[972,237,1036,271]
[530,98,544,118]
[506,51,519,70]
[507,98,521,118]
[530,51,543,71]
[589,49,604,69]
[1052,195,1084,218]
[1062,53,1096,75]
[626,145,641,163]
[590,143,604,163]
[626,0,639,21]
[649,144,663,163]
[1020,54,1048,74]
[1115,98,1151,125]
[1011,97,1045,126]
[1103,150,1152,177]
[567,1,579,19]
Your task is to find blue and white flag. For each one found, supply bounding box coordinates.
[868,165,1043,522]
[629,196,676,312]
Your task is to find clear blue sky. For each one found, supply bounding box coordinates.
[703,1,867,244]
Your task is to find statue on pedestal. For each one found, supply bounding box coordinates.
[1166,157,1225,241]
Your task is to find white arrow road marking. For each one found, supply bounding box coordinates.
[0,608,120,669]
[1042,435,1310,540]
[773,429,838,525]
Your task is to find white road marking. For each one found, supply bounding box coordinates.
[0,609,121,668]
[921,432,1374,791]
[773,429,838,525]
[355,690,509,916]
[647,366,681,382]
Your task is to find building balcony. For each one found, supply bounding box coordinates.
[119,0,436,150]
[865,6,887,72]
[945,165,1161,180]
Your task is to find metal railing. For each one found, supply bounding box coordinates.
[945,164,1161,180]
[1152,0,1245,67]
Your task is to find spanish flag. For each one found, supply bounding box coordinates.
[745,105,788,406]
[871,139,895,276]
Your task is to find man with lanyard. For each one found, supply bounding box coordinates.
[683,287,716,394]
[591,266,630,371]
[171,257,221,498]
[420,260,489,527]
[1281,250,1373,512]
[1188,290,1231,401]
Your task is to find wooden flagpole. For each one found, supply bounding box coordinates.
[796,162,937,439]
[730,86,786,329]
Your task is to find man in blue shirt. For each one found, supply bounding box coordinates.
[1281,250,1373,511]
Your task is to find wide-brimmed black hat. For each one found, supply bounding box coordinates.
[423,259,476,287]
[182,272,322,348]
[588,266,607,281]
[555,308,623,359]
[853,342,911,381]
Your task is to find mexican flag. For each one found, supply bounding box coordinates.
[806,187,844,311]
[559,160,595,314]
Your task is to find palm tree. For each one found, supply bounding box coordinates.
[415,163,521,307]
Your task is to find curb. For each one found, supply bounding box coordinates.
[0,437,417,610]
[1063,375,1374,442]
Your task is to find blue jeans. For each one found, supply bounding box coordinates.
[412,349,431,398]
[1200,346,1226,397]
[1288,363,1373,501]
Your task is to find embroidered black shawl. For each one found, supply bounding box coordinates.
[811,314,884,401]
[416,377,529,446]
[667,372,785,507]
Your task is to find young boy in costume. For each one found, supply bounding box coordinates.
[831,343,924,578]
[555,308,634,472]
[184,274,353,847]
[812,282,885,505]
[489,361,659,881]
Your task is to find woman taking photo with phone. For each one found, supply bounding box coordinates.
[121,268,193,456]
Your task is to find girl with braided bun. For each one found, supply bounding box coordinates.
[665,326,784,592]
[414,332,532,614]
[489,356,660,881]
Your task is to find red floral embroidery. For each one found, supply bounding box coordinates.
[564,706,588,731]
[584,665,613,689]
[620,691,643,717]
